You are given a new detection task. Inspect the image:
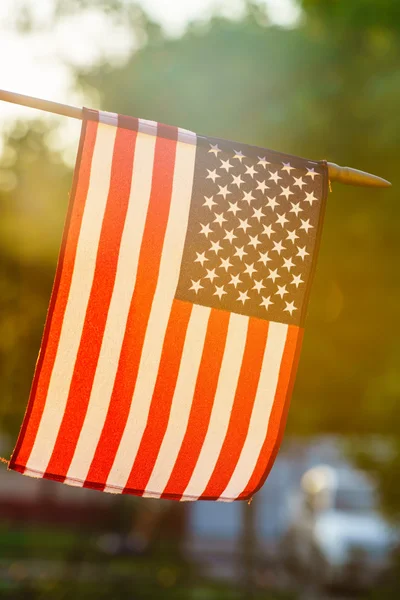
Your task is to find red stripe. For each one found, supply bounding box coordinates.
[44,126,137,480]
[161,309,230,500]
[9,120,98,471]
[238,325,303,500]
[121,299,192,495]
[200,318,270,499]
[84,130,178,488]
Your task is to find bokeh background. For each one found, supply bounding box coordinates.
[0,0,399,598]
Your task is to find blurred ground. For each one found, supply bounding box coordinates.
[0,436,399,598]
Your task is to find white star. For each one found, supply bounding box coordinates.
[220,256,233,272]
[251,206,264,222]
[286,229,299,244]
[245,164,257,178]
[284,301,297,316]
[299,218,313,234]
[214,285,227,299]
[258,156,270,168]
[204,268,218,283]
[262,223,275,238]
[296,245,309,260]
[267,268,280,283]
[206,169,220,183]
[185,279,204,299]
[258,250,272,266]
[203,195,216,210]
[272,240,285,255]
[276,285,288,298]
[304,191,318,206]
[291,273,304,288]
[217,184,231,200]
[237,218,251,233]
[242,190,255,204]
[224,229,237,243]
[260,296,274,311]
[229,273,242,288]
[220,158,234,172]
[269,171,282,184]
[282,162,295,174]
[280,186,294,200]
[256,180,269,193]
[233,150,245,162]
[293,176,306,190]
[282,256,295,272]
[195,252,208,266]
[234,246,247,260]
[199,223,213,238]
[227,201,241,216]
[248,234,262,249]
[237,290,250,305]
[231,173,245,188]
[210,240,223,255]
[305,167,319,180]
[253,279,265,293]
[244,263,257,278]
[276,213,289,228]
[266,196,279,211]
[208,143,221,156]
[214,212,227,227]
[190,279,203,294]
[289,202,303,216]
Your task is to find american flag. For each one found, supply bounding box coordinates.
[9,109,327,501]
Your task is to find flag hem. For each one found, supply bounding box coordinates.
[298,159,329,326]
[83,106,330,177]
[9,464,240,502]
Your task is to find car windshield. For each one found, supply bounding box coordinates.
[334,486,376,512]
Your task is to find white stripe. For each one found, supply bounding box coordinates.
[65,128,157,484]
[182,313,249,500]
[99,111,118,126]
[25,123,117,474]
[178,128,197,145]
[220,322,288,501]
[142,305,211,498]
[104,131,197,492]
[138,119,158,135]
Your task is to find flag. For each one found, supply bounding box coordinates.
[9,109,328,501]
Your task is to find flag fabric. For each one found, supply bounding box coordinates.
[9,109,328,501]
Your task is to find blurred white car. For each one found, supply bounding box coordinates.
[281,464,397,589]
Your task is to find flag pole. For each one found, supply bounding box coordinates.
[0,88,392,188]
[0,88,82,120]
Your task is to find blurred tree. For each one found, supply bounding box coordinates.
[0,122,71,443]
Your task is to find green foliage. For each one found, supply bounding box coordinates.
[301,0,400,31]
[0,123,71,444]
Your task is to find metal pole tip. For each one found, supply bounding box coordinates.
[327,162,392,188]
